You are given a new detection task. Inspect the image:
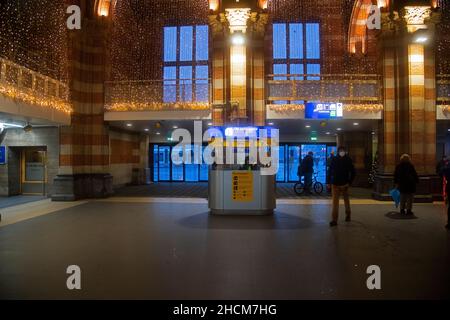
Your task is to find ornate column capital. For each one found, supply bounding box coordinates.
[400,6,432,32]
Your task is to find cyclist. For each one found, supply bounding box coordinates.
[300,151,314,194]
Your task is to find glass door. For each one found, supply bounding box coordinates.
[276,145,286,182]
[21,147,47,195]
[301,144,327,184]
[158,146,171,181]
[287,145,301,182]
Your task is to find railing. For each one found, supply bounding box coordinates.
[267,74,382,102]
[0,57,71,114]
[266,74,383,113]
[105,80,211,112]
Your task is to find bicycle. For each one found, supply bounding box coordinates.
[294,172,324,195]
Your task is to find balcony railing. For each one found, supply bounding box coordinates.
[104,80,211,112]
[266,74,383,113]
[0,57,71,114]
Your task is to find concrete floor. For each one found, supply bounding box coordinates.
[0,198,449,299]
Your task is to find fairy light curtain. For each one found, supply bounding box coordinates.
[110,0,210,81]
[0,0,68,81]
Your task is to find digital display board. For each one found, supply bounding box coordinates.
[305,102,343,119]
[0,146,6,165]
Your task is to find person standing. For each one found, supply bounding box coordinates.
[329,147,356,227]
[301,151,314,194]
[394,154,419,215]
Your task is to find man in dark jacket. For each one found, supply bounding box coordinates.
[394,154,419,215]
[329,146,356,227]
[301,151,314,193]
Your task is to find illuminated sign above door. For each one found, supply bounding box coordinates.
[0,146,6,165]
[305,102,343,119]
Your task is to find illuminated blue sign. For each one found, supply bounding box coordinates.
[305,102,343,119]
[0,146,6,165]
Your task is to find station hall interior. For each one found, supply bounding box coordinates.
[0,0,450,300]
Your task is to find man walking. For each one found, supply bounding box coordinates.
[329,146,356,227]
[301,151,314,194]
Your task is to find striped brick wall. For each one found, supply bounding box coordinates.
[424,45,437,174]
[212,44,226,126]
[379,37,437,175]
[59,19,110,175]
[252,48,265,126]
[380,45,397,173]
[408,44,427,173]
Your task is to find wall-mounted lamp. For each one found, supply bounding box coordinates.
[231,33,246,46]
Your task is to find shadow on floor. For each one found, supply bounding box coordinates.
[115,183,373,200]
[385,211,419,220]
[178,211,314,230]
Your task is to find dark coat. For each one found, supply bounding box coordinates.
[394,161,419,194]
[329,155,356,186]
[300,155,314,174]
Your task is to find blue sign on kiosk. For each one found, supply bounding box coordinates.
[0,146,6,165]
[305,102,344,119]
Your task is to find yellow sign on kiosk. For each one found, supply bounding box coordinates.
[232,171,253,202]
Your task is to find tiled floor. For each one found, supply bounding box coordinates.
[0,197,449,299]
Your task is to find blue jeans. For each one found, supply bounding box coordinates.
[304,173,313,192]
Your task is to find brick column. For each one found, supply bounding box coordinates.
[52,17,113,201]
[373,5,441,201]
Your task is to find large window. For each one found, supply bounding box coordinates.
[272,22,321,104]
[163,25,209,103]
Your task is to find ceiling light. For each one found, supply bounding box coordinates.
[156,132,161,135]
[326,132,331,135]
[173,125,178,129]
[126,123,133,127]
[268,122,274,126]
[207,122,213,126]
[353,122,359,126]
[337,128,342,131]
[414,36,428,43]
[305,125,311,128]
[144,128,149,132]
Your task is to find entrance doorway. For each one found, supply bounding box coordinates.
[21,147,47,195]
[276,144,336,183]
[152,144,209,182]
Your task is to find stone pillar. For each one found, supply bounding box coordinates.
[208,1,268,127]
[52,17,113,201]
[373,3,442,201]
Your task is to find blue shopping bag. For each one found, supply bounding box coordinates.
[389,188,401,208]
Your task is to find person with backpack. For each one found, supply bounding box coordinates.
[394,154,419,215]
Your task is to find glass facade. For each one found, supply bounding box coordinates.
[152,145,209,183]
[275,144,336,183]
